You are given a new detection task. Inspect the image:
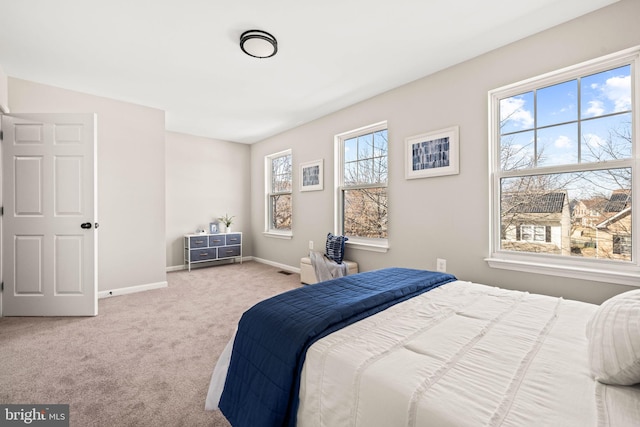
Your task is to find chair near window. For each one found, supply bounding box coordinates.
[300,233,358,284]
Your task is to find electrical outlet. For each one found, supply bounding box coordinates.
[309,240,314,250]
[436,258,447,273]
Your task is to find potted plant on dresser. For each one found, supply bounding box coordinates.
[218,213,235,233]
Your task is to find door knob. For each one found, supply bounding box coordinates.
[81,222,92,229]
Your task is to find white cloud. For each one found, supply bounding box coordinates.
[555,135,573,149]
[584,100,604,117]
[604,75,631,112]
[585,74,630,117]
[500,97,533,128]
[583,132,605,148]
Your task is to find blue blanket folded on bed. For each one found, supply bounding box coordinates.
[218,267,456,427]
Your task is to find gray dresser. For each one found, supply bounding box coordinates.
[184,232,242,271]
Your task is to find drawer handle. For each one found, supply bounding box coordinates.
[212,239,222,243]
[225,250,234,254]
[199,253,209,257]
[229,238,238,242]
[195,240,205,244]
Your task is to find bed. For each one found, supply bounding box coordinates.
[206,267,640,427]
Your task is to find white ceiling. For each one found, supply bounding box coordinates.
[0,0,619,144]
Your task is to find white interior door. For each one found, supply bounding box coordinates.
[1,113,97,316]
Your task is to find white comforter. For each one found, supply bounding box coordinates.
[296,281,640,427]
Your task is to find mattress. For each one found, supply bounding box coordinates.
[208,279,640,426]
[297,280,640,426]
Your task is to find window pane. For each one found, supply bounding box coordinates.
[344,129,389,186]
[344,137,358,163]
[358,133,373,159]
[500,169,631,260]
[581,113,632,162]
[373,155,388,183]
[500,130,535,171]
[537,123,578,167]
[344,187,387,239]
[537,80,577,127]
[270,194,291,230]
[581,65,631,119]
[271,154,292,192]
[373,130,388,157]
[273,174,291,192]
[355,159,382,185]
[344,161,358,185]
[500,92,534,134]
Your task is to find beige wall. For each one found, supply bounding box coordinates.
[8,78,167,292]
[250,0,640,304]
[165,131,251,269]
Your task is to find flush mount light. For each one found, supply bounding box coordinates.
[240,30,278,58]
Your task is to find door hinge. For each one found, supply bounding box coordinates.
[0,206,3,216]
[0,130,3,141]
[1,282,3,292]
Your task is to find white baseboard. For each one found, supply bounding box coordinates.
[252,257,300,274]
[98,281,168,299]
[165,256,254,273]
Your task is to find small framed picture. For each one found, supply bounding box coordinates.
[405,126,459,179]
[300,159,323,192]
[209,222,219,234]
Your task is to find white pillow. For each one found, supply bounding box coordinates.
[586,289,640,385]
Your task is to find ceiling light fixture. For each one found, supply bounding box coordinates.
[240,30,278,59]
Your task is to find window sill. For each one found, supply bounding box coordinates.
[485,256,640,288]
[346,238,389,253]
[263,231,293,240]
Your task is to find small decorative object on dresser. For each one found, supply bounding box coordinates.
[184,232,242,271]
[218,213,235,233]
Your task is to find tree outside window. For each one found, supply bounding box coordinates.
[266,150,292,233]
[336,122,388,244]
[490,48,637,282]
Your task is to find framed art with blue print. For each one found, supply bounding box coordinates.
[405,126,459,179]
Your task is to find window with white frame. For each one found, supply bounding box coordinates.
[335,121,388,250]
[487,47,639,286]
[265,150,292,236]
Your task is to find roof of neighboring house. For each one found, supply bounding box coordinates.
[502,192,566,214]
[604,190,631,212]
[597,207,631,229]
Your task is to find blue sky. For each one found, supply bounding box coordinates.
[500,65,631,168]
[499,65,632,200]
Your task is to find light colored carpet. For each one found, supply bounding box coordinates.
[0,261,302,426]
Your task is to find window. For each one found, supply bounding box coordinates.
[488,47,639,286]
[519,225,547,243]
[335,121,388,251]
[613,235,632,256]
[265,150,292,237]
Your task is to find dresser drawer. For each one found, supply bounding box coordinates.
[218,245,240,258]
[208,235,225,247]
[189,236,209,249]
[190,248,217,261]
[225,233,242,245]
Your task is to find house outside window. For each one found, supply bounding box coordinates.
[488,47,639,286]
[265,150,292,237]
[335,121,388,251]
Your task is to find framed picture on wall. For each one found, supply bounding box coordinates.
[300,159,323,191]
[405,126,459,179]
